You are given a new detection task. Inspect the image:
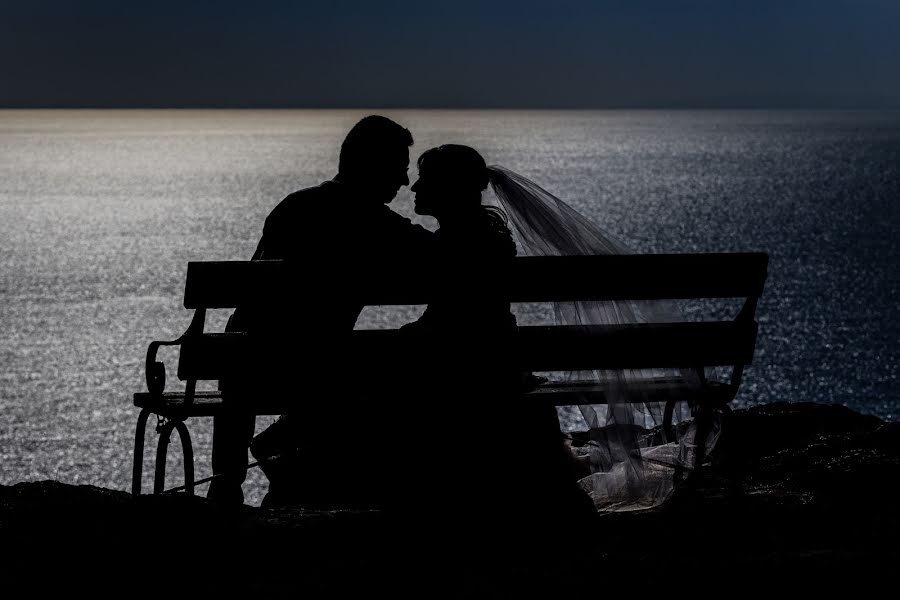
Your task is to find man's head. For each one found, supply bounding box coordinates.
[337,115,413,204]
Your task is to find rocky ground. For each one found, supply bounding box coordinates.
[2,401,898,597]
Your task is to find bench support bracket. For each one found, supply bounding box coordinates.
[132,411,195,496]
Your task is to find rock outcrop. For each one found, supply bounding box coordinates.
[2,401,898,596]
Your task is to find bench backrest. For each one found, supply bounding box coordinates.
[183,253,768,308]
[175,253,768,381]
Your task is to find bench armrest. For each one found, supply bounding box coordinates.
[144,336,187,396]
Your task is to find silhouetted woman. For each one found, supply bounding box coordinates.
[401,145,593,524]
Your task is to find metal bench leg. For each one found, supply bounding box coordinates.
[132,408,151,496]
[692,402,714,470]
[663,399,677,443]
[713,403,733,470]
[153,419,196,495]
[154,420,176,494]
[172,420,195,496]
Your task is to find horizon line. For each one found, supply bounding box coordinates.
[3,105,900,111]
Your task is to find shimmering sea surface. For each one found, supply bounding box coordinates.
[1,109,898,505]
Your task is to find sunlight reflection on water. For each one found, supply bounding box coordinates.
[1,109,898,505]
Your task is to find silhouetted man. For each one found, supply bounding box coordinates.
[208,115,434,505]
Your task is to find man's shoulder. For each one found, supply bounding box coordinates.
[279,180,339,206]
[267,180,338,221]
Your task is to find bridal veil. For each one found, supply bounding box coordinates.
[486,166,721,512]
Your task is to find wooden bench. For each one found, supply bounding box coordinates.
[132,252,768,496]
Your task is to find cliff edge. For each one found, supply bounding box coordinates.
[1,401,897,596]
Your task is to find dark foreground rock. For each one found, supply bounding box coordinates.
[2,401,898,596]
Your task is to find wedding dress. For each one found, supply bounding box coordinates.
[486,166,721,512]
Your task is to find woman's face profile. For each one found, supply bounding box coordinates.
[411,164,449,217]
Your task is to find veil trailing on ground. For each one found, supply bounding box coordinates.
[486,165,720,511]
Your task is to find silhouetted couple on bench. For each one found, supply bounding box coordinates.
[212,115,714,528]
[210,116,591,523]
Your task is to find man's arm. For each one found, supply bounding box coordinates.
[381,208,436,263]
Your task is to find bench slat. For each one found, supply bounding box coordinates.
[526,379,736,406]
[183,253,768,309]
[513,321,758,371]
[134,391,285,416]
[175,321,757,381]
[133,391,226,416]
[133,380,735,416]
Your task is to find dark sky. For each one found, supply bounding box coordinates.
[3,0,899,108]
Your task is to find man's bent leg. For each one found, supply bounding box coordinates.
[209,397,255,505]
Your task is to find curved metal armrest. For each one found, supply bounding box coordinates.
[145,336,186,396]
[144,307,207,396]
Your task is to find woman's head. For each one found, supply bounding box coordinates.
[411,144,490,219]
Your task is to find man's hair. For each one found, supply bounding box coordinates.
[338,115,413,176]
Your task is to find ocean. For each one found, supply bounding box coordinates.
[1,109,898,506]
